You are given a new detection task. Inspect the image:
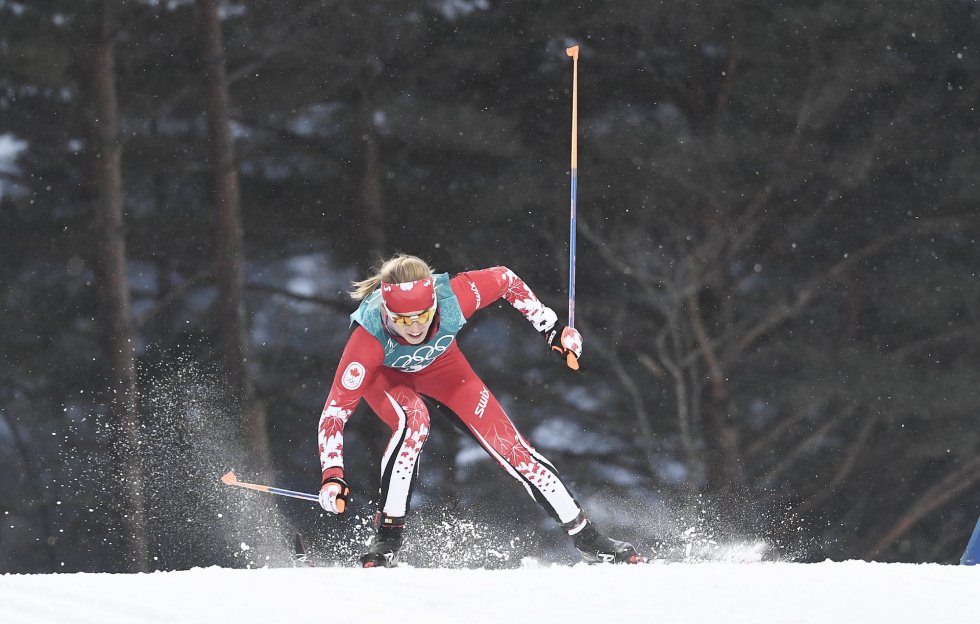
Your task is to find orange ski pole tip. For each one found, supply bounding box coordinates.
[220,471,237,485]
[566,45,579,58]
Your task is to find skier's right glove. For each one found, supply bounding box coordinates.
[318,477,350,514]
[543,323,583,369]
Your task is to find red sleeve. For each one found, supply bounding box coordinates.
[451,267,509,318]
[317,325,383,484]
[450,266,557,331]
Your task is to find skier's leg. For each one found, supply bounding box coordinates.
[455,393,644,563]
[418,352,645,564]
[355,377,430,567]
[362,376,430,520]
[417,354,582,525]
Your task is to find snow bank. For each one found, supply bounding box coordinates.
[1,560,975,624]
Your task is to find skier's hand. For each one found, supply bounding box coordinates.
[544,323,583,367]
[319,477,350,514]
[527,305,559,333]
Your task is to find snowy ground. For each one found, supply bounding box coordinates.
[1,560,974,624]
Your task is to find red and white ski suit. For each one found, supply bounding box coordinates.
[317,267,583,524]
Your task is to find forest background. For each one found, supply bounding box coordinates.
[1,0,979,573]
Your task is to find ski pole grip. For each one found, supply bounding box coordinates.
[566,352,580,370]
[335,484,349,513]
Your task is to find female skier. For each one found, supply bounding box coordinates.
[316,254,643,567]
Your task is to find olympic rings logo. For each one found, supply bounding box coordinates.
[391,334,455,371]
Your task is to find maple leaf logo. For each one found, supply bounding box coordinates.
[341,362,366,390]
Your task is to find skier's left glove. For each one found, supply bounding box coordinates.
[318,477,350,514]
[543,323,583,361]
[527,305,559,333]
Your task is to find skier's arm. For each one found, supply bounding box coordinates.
[452,266,557,328]
[451,266,583,360]
[317,326,382,490]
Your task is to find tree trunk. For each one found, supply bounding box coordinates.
[1,410,59,572]
[359,105,386,264]
[198,0,271,479]
[91,0,151,573]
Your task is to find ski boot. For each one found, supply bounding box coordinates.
[570,518,646,564]
[360,514,404,568]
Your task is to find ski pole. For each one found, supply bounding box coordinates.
[565,44,580,371]
[220,470,322,505]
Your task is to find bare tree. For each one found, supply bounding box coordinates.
[197,0,272,479]
[358,102,387,263]
[572,4,980,557]
[90,0,150,572]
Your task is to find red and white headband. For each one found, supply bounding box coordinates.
[380,278,436,314]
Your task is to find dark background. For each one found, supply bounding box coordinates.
[1,0,978,573]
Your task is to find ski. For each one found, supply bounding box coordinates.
[290,531,666,568]
[292,532,315,568]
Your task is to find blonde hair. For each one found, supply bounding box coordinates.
[349,253,435,301]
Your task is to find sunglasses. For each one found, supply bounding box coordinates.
[384,304,437,326]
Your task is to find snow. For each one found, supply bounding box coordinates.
[0,133,27,164]
[1,561,974,624]
[0,133,28,199]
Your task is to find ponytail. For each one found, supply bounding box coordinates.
[349,254,435,301]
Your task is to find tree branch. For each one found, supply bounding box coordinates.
[734,216,968,355]
[864,456,980,559]
[759,405,854,487]
[246,283,350,312]
[791,410,880,515]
